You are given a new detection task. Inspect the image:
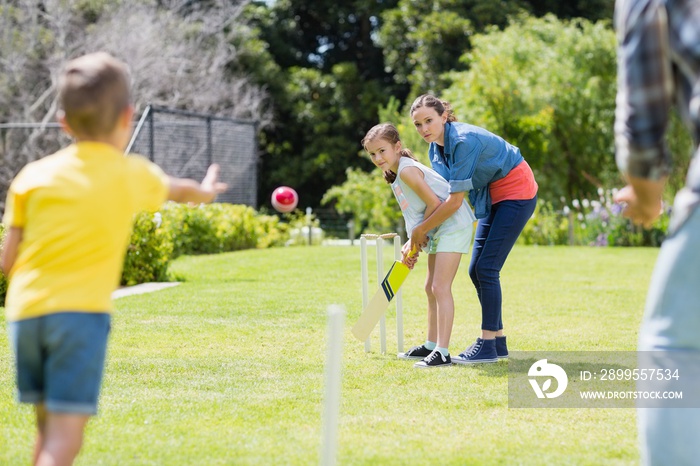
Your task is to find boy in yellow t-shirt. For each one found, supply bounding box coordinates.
[0,52,227,466]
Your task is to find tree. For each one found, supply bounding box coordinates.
[0,0,267,211]
[524,0,614,22]
[378,0,529,96]
[443,14,618,202]
[378,0,616,101]
[243,0,398,209]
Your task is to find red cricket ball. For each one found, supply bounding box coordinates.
[271,186,299,213]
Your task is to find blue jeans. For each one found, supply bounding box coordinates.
[638,194,700,466]
[469,196,537,331]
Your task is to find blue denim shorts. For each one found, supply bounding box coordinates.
[8,312,111,415]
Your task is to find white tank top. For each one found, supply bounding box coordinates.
[391,157,475,239]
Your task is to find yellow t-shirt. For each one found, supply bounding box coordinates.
[3,142,169,321]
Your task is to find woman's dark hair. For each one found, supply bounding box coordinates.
[362,122,416,184]
[409,94,457,122]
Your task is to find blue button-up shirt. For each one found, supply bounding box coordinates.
[428,122,523,218]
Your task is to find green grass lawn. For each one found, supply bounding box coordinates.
[0,245,658,465]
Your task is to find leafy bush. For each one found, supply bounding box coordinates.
[0,204,290,298]
[255,214,290,249]
[159,202,283,256]
[122,203,291,284]
[519,200,569,246]
[519,190,669,247]
[122,211,174,286]
[0,203,290,296]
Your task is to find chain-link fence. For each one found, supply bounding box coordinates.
[0,105,258,213]
[127,105,258,206]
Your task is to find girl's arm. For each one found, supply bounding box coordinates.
[399,166,447,253]
[400,166,442,218]
[409,193,464,252]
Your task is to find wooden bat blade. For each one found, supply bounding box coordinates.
[352,260,411,341]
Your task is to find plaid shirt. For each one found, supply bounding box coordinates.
[615,0,700,181]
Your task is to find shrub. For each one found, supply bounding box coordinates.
[122,211,174,286]
[0,203,291,296]
[518,190,670,247]
[519,199,569,246]
[211,204,259,252]
[160,203,218,257]
[255,214,289,249]
[159,202,285,256]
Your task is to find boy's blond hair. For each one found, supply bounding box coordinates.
[58,52,131,138]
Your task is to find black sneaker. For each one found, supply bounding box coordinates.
[414,350,452,368]
[398,344,433,360]
[453,338,498,364]
[496,336,508,359]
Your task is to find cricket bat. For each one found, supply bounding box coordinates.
[352,259,411,341]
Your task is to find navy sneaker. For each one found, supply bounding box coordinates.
[453,338,498,364]
[496,336,508,359]
[414,350,452,368]
[398,344,433,360]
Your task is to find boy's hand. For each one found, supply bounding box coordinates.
[201,164,229,200]
[168,164,229,204]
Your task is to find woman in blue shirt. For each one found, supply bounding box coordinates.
[406,94,538,364]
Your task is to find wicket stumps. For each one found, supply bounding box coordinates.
[360,233,404,354]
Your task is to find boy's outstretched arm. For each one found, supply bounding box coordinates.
[1,227,23,277]
[168,164,228,204]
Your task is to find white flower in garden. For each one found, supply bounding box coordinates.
[577,213,584,221]
[591,200,601,209]
[572,199,580,209]
[582,199,590,209]
[563,206,571,215]
[153,212,162,228]
[598,187,604,197]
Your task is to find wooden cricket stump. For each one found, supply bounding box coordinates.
[359,233,404,354]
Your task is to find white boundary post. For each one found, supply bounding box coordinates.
[393,235,404,353]
[359,236,370,353]
[320,305,345,466]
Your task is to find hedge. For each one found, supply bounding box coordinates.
[0,203,290,302]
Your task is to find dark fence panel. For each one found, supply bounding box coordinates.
[128,105,258,206]
[0,105,258,212]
